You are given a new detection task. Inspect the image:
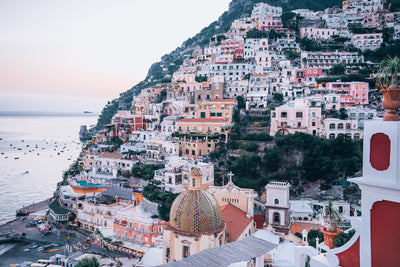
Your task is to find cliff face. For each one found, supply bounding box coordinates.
[96,0,342,128]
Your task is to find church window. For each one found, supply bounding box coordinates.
[192,179,196,187]
[274,199,279,205]
[183,245,190,258]
[273,212,280,224]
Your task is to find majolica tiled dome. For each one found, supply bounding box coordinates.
[169,168,222,233]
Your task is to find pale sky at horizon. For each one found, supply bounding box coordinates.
[0,0,231,112]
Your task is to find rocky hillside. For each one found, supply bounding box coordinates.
[95,0,343,129]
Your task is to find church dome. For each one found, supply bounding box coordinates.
[169,167,223,233]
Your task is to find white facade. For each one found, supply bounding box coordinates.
[246,74,271,109]
[251,3,282,20]
[322,118,363,140]
[351,33,383,51]
[302,51,364,69]
[300,27,338,40]
[224,79,248,99]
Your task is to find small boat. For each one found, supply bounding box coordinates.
[14,157,19,160]
[42,248,61,253]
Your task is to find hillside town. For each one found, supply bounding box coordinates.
[5,0,400,266]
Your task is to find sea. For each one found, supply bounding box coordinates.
[0,111,98,226]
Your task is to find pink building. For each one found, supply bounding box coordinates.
[326,82,369,107]
[113,203,166,246]
[219,39,244,56]
[270,98,322,136]
[257,15,283,31]
[295,68,325,84]
[362,12,380,28]
[111,111,145,140]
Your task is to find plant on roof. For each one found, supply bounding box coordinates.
[377,56,400,121]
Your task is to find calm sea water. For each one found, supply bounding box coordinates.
[0,112,98,225]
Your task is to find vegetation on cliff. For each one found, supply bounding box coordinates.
[212,132,362,196]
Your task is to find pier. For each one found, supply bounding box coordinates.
[16,198,52,216]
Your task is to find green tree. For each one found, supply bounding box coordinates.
[246,28,269,39]
[195,75,208,82]
[333,229,356,247]
[243,73,252,80]
[330,63,346,76]
[233,108,240,123]
[132,164,165,180]
[273,93,284,104]
[263,148,280,173]
[229,153,261,189]
[111,136,123,149]
[339,108,348,119]
[284,50,300,60]
[308,230,324,248]
[161,77,172,83]
[236,95,246,109]
[280,11,296,21]
[76,257,99,267]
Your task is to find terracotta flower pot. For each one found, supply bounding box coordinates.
[381,85,400,121]
[321,226,339,249]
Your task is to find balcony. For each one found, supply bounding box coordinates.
[114,220,127,226]
[83,210,94,215]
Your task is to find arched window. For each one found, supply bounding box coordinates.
[338,123,344,130]
[273,212,280,224]
[274,199,279,205]
[329,133,336,140]
[329,123,335,130]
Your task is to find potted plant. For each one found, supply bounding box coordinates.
[321,199,341,249]
[377,56,400,121]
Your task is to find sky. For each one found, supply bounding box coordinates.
[0,0,231,113]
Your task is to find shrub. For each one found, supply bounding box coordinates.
[243,141,258,152]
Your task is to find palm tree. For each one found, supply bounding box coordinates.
[324,199,340,233]
[377,56,400,89]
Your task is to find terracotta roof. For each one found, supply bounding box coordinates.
[98,152,124,159]
[211,98,236,102]
[177,118,226,123]
[221,204,253,242]
[251,74,268,77]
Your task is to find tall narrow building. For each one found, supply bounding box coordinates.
[265,181,291,234]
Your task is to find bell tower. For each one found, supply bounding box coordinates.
[265,181,291,234]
